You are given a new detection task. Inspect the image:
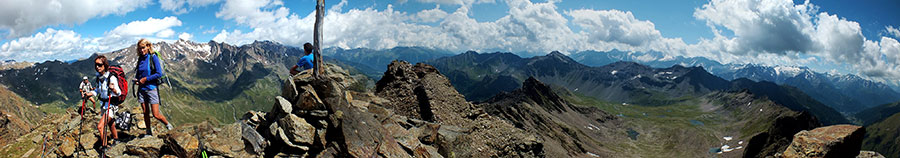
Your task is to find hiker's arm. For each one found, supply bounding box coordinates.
[146,55,164,81]
[109,77,121,95]
[290,65,299,75]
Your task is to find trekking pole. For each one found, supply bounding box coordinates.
[196,126,208,158]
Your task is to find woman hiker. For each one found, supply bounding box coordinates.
[134,39,173,137]
[85,55,121,148]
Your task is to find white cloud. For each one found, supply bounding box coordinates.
[160,0,222,14]
[108,16,183,37]
[212,0,657,54]
[885,26,900,39]
[0,28,99,61]
[99,16,183,49]
[692,0,900,82]
[0,0,151,39]
[1,17,186,62]
[568,9,664,47]
[178,32,193,40]
[415,5,449,23]
[693,0,816,55]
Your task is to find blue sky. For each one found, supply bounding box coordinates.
[1,0,900,83]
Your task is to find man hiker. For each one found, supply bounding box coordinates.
[134,39,173,137]
[290,43,316,75]
[85,55,121,148]
[79,76,97,114]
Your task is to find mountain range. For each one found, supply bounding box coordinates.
[426,51,848,125]
[569,50,900,114]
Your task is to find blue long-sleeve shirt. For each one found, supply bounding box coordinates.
[135,53,164,91]
[296,53,315,70]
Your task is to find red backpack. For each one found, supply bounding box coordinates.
[106,65,129,105]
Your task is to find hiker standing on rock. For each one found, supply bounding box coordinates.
[290,43,316,75]
[134,39,173,137]
[79,76,97,112]
[86,55,121,147]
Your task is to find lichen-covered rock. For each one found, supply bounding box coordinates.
[857,151,885,158]
[279,114,316,145]
[240,121,268,155]
[292,85,325,111]
[164,130,199,158]
[125,136,164,157]
[268,96,293,121]
[58,136,76,157]
[781,125,866,158]
[206,123,256,158]
[79,132,97,151]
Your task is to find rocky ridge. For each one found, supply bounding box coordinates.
[479,77,621,157]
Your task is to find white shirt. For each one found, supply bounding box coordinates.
[90,71,120,99]
[79,81,92,92]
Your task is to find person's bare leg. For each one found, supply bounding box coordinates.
[89,97,96,109]
[110,122,118,139]
[143,102,152,135]
[98,114,107,147]
[151,104,170,125]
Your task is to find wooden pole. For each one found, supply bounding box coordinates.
[313,0,325,77]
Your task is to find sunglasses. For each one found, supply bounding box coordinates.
[95,63,104,67]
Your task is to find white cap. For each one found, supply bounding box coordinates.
[83,76,88,80]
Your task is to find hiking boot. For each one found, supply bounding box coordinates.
[166,123,174,130]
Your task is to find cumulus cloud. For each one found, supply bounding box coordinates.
[0,0,151,39]
[100,16,183,49]
[0,28,99,61]
[885,26,900,39]
[692,0,900,82]
[568,9,665,47]
[415,5,449,23]
[212,0,682,55]
[107,16,182,37]
[1,17,185,62]
[693,0,816,55]
[160,0,222,14]
[178,32,193,40]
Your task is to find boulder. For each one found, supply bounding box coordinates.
[241,121,268,155]
[282,75,300,102]
[278,114,316,145]
[103,141,127,157]
[267,96,293,121]
[84,149,99,158]
[743,111,820,158]
[268,122,309,151]
[79,133,97,151]
[857,151,885,158]
[59,136,76,157]
[125,136,165,157]
[207,123,255,157]
[781,125,866,158]
[242,111,267,126]
[292,85,326,111]
[164,130,199,158]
